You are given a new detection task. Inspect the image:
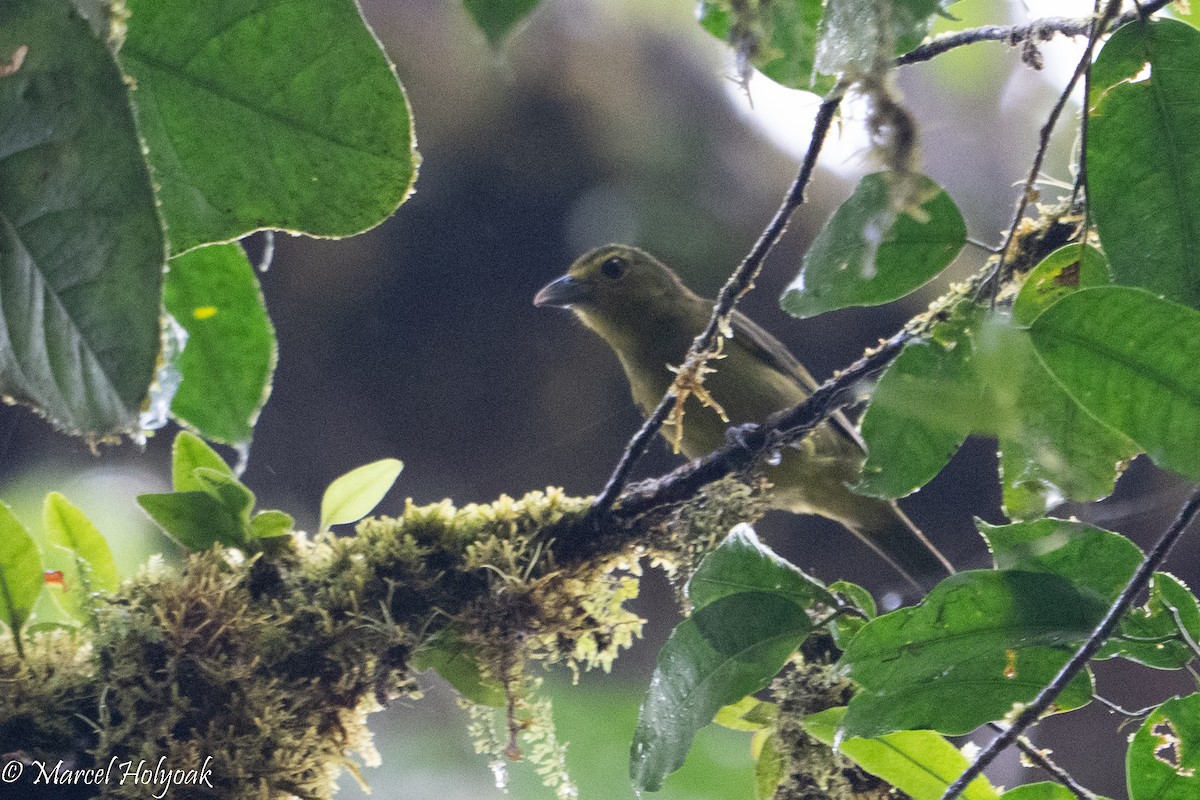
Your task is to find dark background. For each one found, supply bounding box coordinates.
[1,1,1196,797]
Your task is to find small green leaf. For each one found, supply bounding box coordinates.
[249,510,294,541]
[816,0,953,74]
[123,0,418,253]
[0,0,164,436]
[1128,694,1200,800]
[829,580,876,617]
[840,570,1103,738]
[137,491,245,551]
[1089,19,1200,308]
[319,458,403,532]
[413,628,506,708]
[1030,287,1200,481]
[1002,782,1113,800]
[164,243,276,444]
[689,524,835,611]
[0,502,43,637]
[781,173,964,319]
[631,592,812,791]
[42,492,119,597]
[978,519,1142,603]
[713,697,777,732]
[857,303,981,498]
[1102,572,1200,670]
[1012,244,1110,325]
[191,468,255,529]
[172,430,233,492]
[698,0,833,93]
[462,0,541,47]
[828,579,876,647]
[803,706,1001,800]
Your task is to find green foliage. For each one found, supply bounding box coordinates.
[138,431,295,552]
[0,502,43,648]
[1011,244,1109,325]
[0,0,164,437]
[163,243,276,445]
[802,707,1000,800]
[1088,19,1200,307]
[839,570,1101,738]
[413,627,507,707]
[631,526,829,791]
[319,457,404,532]
[1030,286,1200,480]
[698,0,832,93]
[816,0,952,73]
[1127,694,1200,799]
[42,492,120,622]
[462,0,542,47]
[780,172,965,319]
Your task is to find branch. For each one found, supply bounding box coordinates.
[591,89,846,517]
[895,0,1172,68]
[941,484,1200,800]
[988,723,1100,800]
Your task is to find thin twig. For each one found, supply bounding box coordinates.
[941,485,1200,800]
[895,0,1172,68]
[977,0,1122,303]
[987,723,1098,800]
[1071,0,1103,209]
[590,89,846,518]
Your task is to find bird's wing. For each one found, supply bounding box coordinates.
[728,309,867,451]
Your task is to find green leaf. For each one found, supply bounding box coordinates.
[122,0,418,254]
[1012,244,1110,325]
[698,0,833,93]
[1002,783,1113,800]
[781,172,965,319]
[857,303,980,498]
[319,458,403,532]
[816,0,953,74]
[1128,694,1200,800]
[1030,286,1200,481]
[840,570,1103,738]
[1088,19,1200,308]
[249,509,294,540]
[713,697,777,732]
[137,491,245,551]
[412,628,506,708]
[631,592,812,791]
[1102,572,1200,670]
[828,579,876,647]
[42,492,120,599]
[171,430,233,492]
[164,243,276,444]
[192,467,255,527]
[982,317,1137,520]
[978,518,1142,603]
[0,0,164,436]
[803,707,1001,800]
[689,524,835,611]
[0,502,43,636]
[462,0,541,47]
[754,731,785,800]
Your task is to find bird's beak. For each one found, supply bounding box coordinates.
[533,275,591,308]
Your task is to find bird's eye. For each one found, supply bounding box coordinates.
[601,256,627,279]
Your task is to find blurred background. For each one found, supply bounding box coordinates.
[1,0,1197,797]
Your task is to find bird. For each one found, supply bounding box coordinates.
[533,243,953,590]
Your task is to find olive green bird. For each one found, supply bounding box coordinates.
[534,244,953,590]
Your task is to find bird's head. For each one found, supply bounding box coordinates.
[533,244,692,323]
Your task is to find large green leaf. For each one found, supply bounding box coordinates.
[630,592,812,791]
[137,491,246,550]
[698,0,832,93]
[1128,694,1200,800]
[462,0,541,47]
[1030,287,1200,481]
[632,527,819,792]
[0,0,164,436]
[816,0,952,73]
[1088,19,1200,308]
[0,502,43,636]
[781,172,964,319]
[122,0,418,253]
[803,707,1001,800]
[163,243,276,444]
[857,303,980,498]
[840,570,1103,738]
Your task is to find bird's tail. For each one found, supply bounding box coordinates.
[846,500,955,593]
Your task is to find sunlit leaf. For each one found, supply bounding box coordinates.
[0,502,42,636]
[1128,693,1200,800]
[1012,244,1110,325]
[172,430,233,493]
[42,492,120,601]
[319,458,404,532]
